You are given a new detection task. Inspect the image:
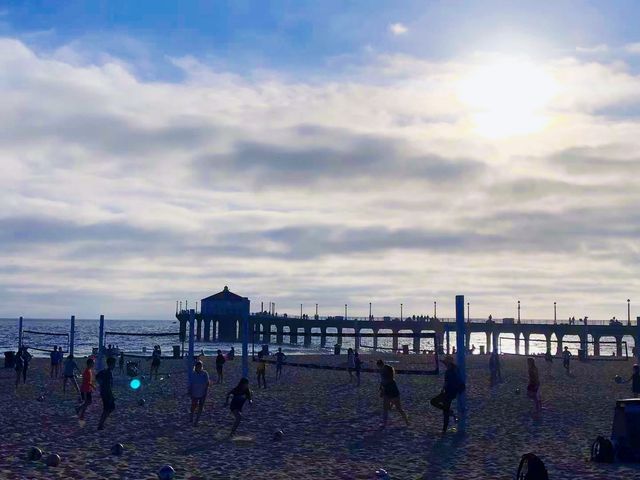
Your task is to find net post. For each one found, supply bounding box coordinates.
[636,316,640,365]
[186,310,195,383]
[455,295,467,433]
[97,315,105,371]
[70,315,75,356]
[18,316,23,349]
[242,308,249,378]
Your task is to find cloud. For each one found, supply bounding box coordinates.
[575,44,609,54]
[624,43,640,55]
[388,23,408,36]
[0,38,640,319]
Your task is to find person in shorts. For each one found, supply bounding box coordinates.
[97,356,116,430]
[379,364,409,429]
[225,377,252,437]
[62,353,81,397]
[275,347,286,381]
[77,358,96,420]
[215,350,226,384]
[188,361,210,426]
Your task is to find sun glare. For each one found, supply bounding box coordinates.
[457,59,558,139]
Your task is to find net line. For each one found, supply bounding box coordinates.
[104,331,178,337]
[253,357,440,375]
[21,330,70,353]
[23,330,69,337]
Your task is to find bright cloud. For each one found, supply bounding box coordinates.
[0,37,639,320]
[388,23,408,36]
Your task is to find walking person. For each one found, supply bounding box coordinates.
[256,351,267,389]
[188,360,209,426]
[77,358,96,420]
[379,364,409,429]
[150,346,161,380]
[347,348,355,382]
[118,351,125,375]
[50,346,58,378]
[562,346,572,374]
[96,356,116,431]
[62,354,81,397]
[19,347,32,384]
[275,347,286,381]
[14,348,24,389]
[224,378,253,437]
[430,355,463,434]
[527,357,542,415]
[215,350,226,384]
[354,351,362,387]
[489,350,501,387]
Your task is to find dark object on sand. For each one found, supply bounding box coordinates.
[27,447,42,461]
[516,453,549,480]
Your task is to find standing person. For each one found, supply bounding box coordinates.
[20,347,32,384]
[623,364,640,398]
[224,378,253,437]
[275,348,286,381]
[379,364,409,429]
[150,346,161,380]
[77,358,96,420]
[50,346,58,378]
[228,347,235,360]
[188,361,209,426]
[215,350,226,384]
[14,348,24,389]
[562,346,572,374]
[256,351,267,389]
[62,354,81,397]
[430,355,463,434]
[376,359,385,381]
[96,356,116,431]
[527,357,542,415]
[56,346,64,377]
[347,348,355,382]
[354,351,362,387]
[489,350,501,387]
[118,351,125,375]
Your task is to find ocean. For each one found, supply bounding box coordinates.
[0,317,632,358]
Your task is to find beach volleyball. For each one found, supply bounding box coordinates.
[27,447,42,461]
[138,398,146,406]
[45,453,61,467]
[614,375,623,384]
[272,429,284,441]
[157,464,176,480]
[375,468,391,479]
[36,394,45,402]
[111,443,124,456]
[515,388,521,394]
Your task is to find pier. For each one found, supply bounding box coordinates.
[176,288,639,357]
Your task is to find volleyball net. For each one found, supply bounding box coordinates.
[103,330,181,359]
[251,328,440,375]
[498,337,629,360]
[21,329,70,353]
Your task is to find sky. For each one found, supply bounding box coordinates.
[1,1,640,320]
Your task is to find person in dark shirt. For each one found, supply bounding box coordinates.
[50,346,58,378]
[624,364,640,398]
[215,350,226,384]
[431,355,462,434]
[14,348,24,389]
[225,378,253,437]
[97,356,116,431]
[275,348,286,381]
[150,346,161,380]
[489,350,502,387]
[379,364,409,429]
[19,347,32,384]
[354,351,362,387]
[118,352,125,375]
[562,347,572,374]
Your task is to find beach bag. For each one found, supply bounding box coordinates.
[516,453,549,480]
[590,436,615,463]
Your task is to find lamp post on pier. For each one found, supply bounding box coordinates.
[628,299,631,326]
[434,301,437,319]
[345,304,348,321]
[467,302,470,322]
[400,303,403,320]
[517,300,521,324]
[315,303,318,319]
[554,302,557,324]
[369,302,372,320]
[300,303,303,319]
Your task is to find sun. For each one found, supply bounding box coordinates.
[456,59,558,139]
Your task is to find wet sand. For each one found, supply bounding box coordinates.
[1,353,639,479]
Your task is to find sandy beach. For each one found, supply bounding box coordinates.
[1,352,639,479]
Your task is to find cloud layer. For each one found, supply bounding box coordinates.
[1,38,639,319]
